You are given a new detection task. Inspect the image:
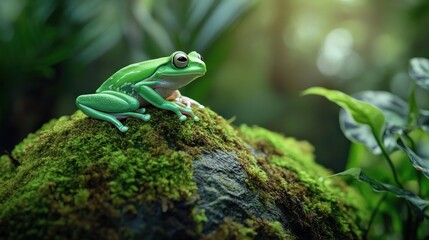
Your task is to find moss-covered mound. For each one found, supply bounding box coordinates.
[0,107,366,239]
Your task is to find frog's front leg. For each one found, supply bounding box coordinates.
[76,91,150,132]
[167,90,205,109]
[135,82,199,122]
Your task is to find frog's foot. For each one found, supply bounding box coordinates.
[177,106,199,122]
[175,96,204,109]
[162,102,199,122]
[177,113,199,122]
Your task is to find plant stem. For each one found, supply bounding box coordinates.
[363,193,387,240]
[417,171,422,196]
[404,203,420,240]
[407,82,418,128]
[375,134,403,188]
[404,133,417,151]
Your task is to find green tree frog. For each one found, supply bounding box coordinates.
[76,51,206,132]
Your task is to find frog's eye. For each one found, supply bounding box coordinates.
[173,52,188,69]
[197,53,203,61]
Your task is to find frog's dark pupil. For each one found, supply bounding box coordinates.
[178,56,187,62]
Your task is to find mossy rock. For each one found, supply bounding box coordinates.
[0,107,366,239]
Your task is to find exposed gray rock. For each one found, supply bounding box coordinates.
[193,150,288,234]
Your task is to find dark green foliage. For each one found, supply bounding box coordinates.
[333,168,429,212]
[302,88,385,153]
[303,57,429,239]
[339,91,408,154]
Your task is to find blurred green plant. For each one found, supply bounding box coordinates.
[303,58,429,239]
[0,0,255,152]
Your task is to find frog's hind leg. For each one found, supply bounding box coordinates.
[76,91,149,132]
[77,102,129,132]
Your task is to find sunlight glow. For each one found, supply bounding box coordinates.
[317,28,362,80]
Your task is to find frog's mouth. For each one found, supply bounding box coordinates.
[160,71,206,77]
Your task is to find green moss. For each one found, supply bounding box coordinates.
[73,188,90,207]
[265,221,295,239]
[0,107,365,239]
[237,125,366,239]
[247,164,269,182]
[192,208,208,234]
[0,155,16,181]
[1,108,219,238]
[204,219,297,240]
[203,218,257,240]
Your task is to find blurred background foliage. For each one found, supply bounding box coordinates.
[1,0,429,174]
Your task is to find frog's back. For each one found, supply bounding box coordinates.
[96,57,169,93]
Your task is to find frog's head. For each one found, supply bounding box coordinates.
[155,51,207,88]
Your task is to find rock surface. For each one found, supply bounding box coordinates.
[0,107,365,239]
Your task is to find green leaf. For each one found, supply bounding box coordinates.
[191,0,255,50]
[333,168,429,212]
[302,87,385,143]
[409,58,429,91]
[130,0,254,57]
[397,138,429,180]
[339,91,408,154]
[70,0,125,63]
[133,0,175,55]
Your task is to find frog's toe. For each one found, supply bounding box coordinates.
[136,108,146,114]
[143,114,151,121]
[179,115,187,121]
[193,116,200,122]
[119,126,129,132]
